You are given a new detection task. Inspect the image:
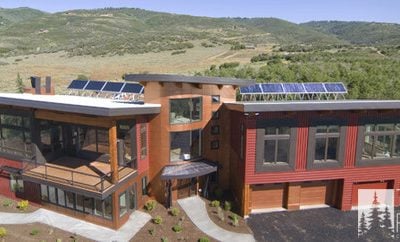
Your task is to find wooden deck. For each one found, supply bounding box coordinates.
[23,156,135,193]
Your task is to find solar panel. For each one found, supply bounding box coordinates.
[121,83,144,94]
[260,83,284,93]
[84,81,106,91]
[282,83,305,93]
[303,83,326,93]
[239,84,262,94]
[102,82,125,92]
[324,83,347,93]
[67,80,88,90]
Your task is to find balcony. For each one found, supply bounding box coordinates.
[22,156,135,197]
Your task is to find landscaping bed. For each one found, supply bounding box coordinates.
[133,200,217,242]
[0,195,38,213]
[203,198,253,234]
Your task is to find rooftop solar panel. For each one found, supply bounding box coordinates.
[260,83,284,93]
[239,84,262,94]
[303,83,326,93]
[324,83,347,93]
[84,81,106,91]
[102,82,124,92]
[122,83,144,94]
[67,80,88,90]
[282,83,305,93]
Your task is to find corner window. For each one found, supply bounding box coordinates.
[10,174,24,192]
[119,192,127,217]
[117,120,137,168]
[170,97,202,124]
[170,129,201,162]
[256,120,297,172]
[307,123,345,169]
[211,125,220,135]
[358,123,400,166]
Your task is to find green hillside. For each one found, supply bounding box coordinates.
[0,7,47,27]
[302,21,400,45]
[0,7,342,57]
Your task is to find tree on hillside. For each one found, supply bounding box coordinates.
[15,73,24,93]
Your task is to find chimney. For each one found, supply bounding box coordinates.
[25,76,54,95]
[34,77,41,94]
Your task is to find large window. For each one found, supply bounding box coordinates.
[39,120,64,157]
[0,112,32,159]
[256,120,296,172]
[79,127,109,154]
[170,97,202,124]
[170,129,201,162]
[307,123,345,169]
[40,184,113,220]
[361,123,400,160]
[117,120,137,168]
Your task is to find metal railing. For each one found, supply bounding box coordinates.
[25,163,112,193]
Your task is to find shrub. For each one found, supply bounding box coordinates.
[56,239,62,242]
[172,221,183,233]
[30,229,39,236]
[171,50,186,55]
[153,215,163,224]
[76,74,89,80]
[161,237,169,242]
[217,207,224,221]
[231,213,239,227]
[17,200,29,211]
[0,227,6,238]
[144,200,157,212]
[198,237,210,242]
[2,199,12,207]
[219,62,240,69]
[224,201,232,211]
[170,207,180,216]
[148,228,155,236]
[210,200,220,207]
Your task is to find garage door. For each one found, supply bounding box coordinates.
[352,181,390,206]
[300,181,333,206]
[251,184,286,209]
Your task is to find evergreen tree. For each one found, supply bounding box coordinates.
[382,206,394,239]
[358,211,368,237]
[15,73,24,93]
[366,205,383,236]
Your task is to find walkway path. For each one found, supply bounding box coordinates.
[178,196,255,242]
[0,208,151,241]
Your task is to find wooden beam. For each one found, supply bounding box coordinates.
[35,110,113,128]
[109,123,119,183]
[242,184,250,216]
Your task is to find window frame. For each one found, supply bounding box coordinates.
[169,129,202,162]
[307,119,346,169]
[255,119,297,172]
[169,97,203,125]
[356,117,400,167]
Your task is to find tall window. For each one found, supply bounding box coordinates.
[117,120,137,168]
[264,127,290,164]
[314,125,340,163]
[0,112,32,159]
[170,97,202,124]
[78,127,109,154]
[140,123,147,159]
[170,129,201,162]
[256,120,296,172]
[362,123,400,160]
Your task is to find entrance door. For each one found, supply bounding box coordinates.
[177,178,197,199]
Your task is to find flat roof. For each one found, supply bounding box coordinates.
[225,100,400,112]
[124,74,255,86]
[0,93,160,116]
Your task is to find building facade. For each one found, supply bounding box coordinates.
[1,74,400,229]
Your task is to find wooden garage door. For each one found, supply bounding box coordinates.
[352,181,390,206]
[300,181,333,206]
[251,184,285,209]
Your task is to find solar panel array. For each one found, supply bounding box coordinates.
[239,82,347,101]
[67,80,144,100]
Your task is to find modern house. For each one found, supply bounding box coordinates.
[0,74,400,229]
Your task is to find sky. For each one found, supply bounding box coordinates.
[0,0,399,24]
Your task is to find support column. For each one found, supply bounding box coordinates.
[242,184,251,216]
[109,122,119,183]
[341,180,353,211]
[112,192,119,229]
[286,182,301,210]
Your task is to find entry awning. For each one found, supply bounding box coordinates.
[160,160,217,180]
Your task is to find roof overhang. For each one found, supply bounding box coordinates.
[225,100,400,113]
[0,93,161,117]
[160,160,217,180]
[124,74,255,87]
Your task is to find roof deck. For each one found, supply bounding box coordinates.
[23,156,135,198]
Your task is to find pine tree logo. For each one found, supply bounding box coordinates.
[357,189,395,239]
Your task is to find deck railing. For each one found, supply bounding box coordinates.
[25,163,112,193]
